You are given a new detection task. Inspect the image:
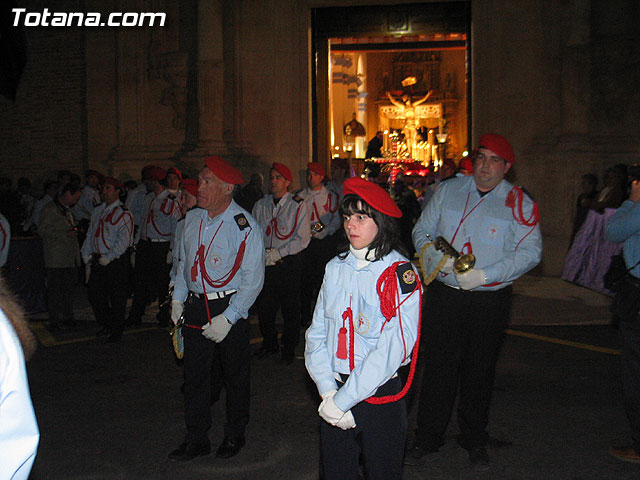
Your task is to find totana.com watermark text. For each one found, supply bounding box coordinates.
[12,8,166,27]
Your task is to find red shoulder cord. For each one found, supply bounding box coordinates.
[341,261,423,405]
[265,201,304,244]
[146,197,175,237]
[94,207,133,252]
[324,192,338,213]
[190,220,250,327]
[505,186,540,250]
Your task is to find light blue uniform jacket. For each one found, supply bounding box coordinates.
[605,199,640,278]
[173,202,265,324]
[305,250,421,412]
[412,176,542,290]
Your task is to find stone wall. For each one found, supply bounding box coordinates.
[1,0,640,274]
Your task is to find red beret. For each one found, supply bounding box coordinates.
[477,134,515,164]
[272,162,293,182]
[103,177,123,190]
[166,167,182,181]
[204,156,244,185]
[181,178,198,198]
[459,157,474,173]
[144,166,166,181]
[342,177,402,218]
[307,162,326,178]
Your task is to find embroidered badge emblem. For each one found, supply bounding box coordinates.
[402,270,416,285]
[486,225,499,239]
[355,313,370,335]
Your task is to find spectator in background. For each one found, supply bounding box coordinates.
[38,182,82,331]
[17,178,35,227]
[326,158,351,200]
[56,170,72,194]
[125,166,153,236]
[25,180,59,231]
[570,173,598,246]
[591,165,627,213]
[73,170,102,233]
[365,130,384,159]
[234,173,264,213]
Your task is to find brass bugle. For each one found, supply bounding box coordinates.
[435,236,476,274]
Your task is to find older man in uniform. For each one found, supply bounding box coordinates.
[168,156,264,462]
[81,178,134,343]
[252,162,311,364]
[406,134,542,468]
[297,162,340,327]
[127,166,181,327]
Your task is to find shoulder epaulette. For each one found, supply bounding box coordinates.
[234,213,250,231]
[519,186,535,201]
[396,262,418,294]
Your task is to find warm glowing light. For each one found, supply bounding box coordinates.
[462,150,469,157]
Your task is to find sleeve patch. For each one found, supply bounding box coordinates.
[234,213,249,231]
[396,262,417,294]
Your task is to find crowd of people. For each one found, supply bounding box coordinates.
[4,133,640,478]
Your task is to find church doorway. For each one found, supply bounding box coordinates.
[311,2,470,178]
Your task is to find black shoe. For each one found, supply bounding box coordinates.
[403,445,439,466]
[126,316,141,327]
[216,436,245,459]
[168,441,211,462]
[469,446,490,469]
[96,327,110,337]
[254,346,278,359]
[48,323,61,332]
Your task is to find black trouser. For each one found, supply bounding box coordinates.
[182,293,250,444]
[128,239,171,322]
[300,237,336,327]
[414,280,512,451]
[257,253,302,356]
[320,376,407,480]
[87,254,130,335]
[46,267,77,324]
[619,311,640,454]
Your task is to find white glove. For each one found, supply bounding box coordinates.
[265,248,282,266]
[202,313,233,343]
[98,256,111,267]
[168,279,175,290]
[335,410,356,430]
[171,300,184,326]
[130,251,136,269]
[166,249,173,264]
[456,268,486,290]
[318,391,343,425]
[82,254,91,265]
[440,255,455,274]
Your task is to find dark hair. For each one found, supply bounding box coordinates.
[59,182,81,196]
[337,193,408,261]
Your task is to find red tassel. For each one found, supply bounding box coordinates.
[336,327,347,359]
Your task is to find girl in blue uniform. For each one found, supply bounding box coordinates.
[305,177,422,480]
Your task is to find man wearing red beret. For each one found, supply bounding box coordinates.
[252,162,311,364]
[296,162,340,327]
[407,134,542,468]
[127,165,181,327]
[165,166,183,201]
[81,178,134,342]
[169,156,264,462]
